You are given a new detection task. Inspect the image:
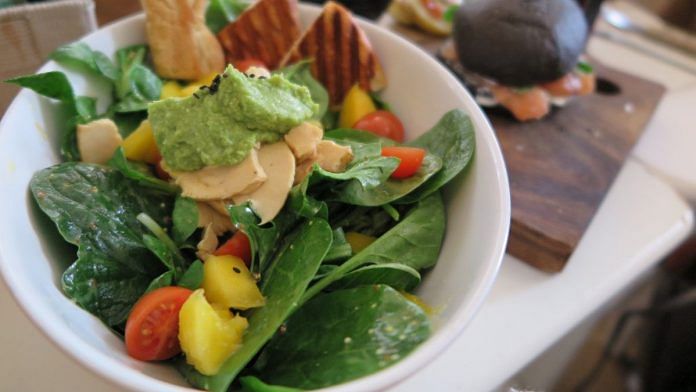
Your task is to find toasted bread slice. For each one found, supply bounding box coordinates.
[142,0,225,80]
[280,1,386,106]
[217,0,301,70]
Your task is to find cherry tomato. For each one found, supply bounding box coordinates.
[353,111,405,143]
[233,59,267,73]
[214,231,252,266]
[381,146,426,179]
[125,286,193,361]
[420,0,445,18]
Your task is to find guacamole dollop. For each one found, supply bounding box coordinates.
[149,65,317,171]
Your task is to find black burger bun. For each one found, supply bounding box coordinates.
[453,0,588,87]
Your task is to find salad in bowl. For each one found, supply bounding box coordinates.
[0,0,509,391]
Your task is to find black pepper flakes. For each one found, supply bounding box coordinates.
[208,74,222,95]
[233,267,241,274]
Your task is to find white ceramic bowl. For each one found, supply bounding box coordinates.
[0,4,509,392]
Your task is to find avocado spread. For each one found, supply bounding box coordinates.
[148,65,317,171]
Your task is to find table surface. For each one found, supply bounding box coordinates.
[2,10,696,392]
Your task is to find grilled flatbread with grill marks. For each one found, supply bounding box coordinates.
[217,0,302,70]
[279,1,387,107]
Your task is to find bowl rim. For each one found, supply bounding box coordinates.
[0,5,510,392]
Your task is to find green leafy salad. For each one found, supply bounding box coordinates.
[6,2,476,391]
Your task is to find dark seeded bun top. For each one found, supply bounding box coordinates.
[453,0,588,87]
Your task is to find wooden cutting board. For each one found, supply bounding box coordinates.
[491,63,664,272]
[379,17,665,272]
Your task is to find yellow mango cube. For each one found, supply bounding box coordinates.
[160,81,184,99]
[121,120,160,164]
[339,84,376,129]
[345,232,376,254]
[203,255,265,310]
[400,291,434,316]
[180,73,219,97]
[179,289,248,375]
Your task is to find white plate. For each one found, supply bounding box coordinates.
[0,4,510,392]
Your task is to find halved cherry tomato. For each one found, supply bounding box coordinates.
[381,146,426,179]
[353,111,405,143]
[214,231,252,266]
[233,58,267,73]
[125,286,193,361]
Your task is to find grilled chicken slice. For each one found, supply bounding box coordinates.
[284,121,324,162]
[142,0,225,80]
[171,149,267,201]
[233,142,295,224]
[279,1,387,106]
[197,202,234,236]
[196,224,218,261]
[217,0,301,70]
[77,119,123,164]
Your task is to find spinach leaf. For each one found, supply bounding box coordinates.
[50,42,119,81]
[75,96,98,123]
[30,163,172,326]
[324,128,397,149]
[145,270,175,293]
[172,196,199,244]
[143,234,175,271]
[331,263,421,291]
[108,147,179,194]
[255,285,430,389]
[276,61,329,120]
[329,204,398,238]
[137,213,190,280]
[381,203,400,221]
[112,45,162,113]
[303,192,445,303]
[369,91,391,111]
[228,204,299,274]
[240,376,301,392]
[206,0,250,33]
[325,128,444,206]
[182,218,333,392]
[331,153,442,206]
[316,156,399,189]
[323,228,352,263]
[342,192,444,271]
[178,260,204,290]
[5,72,92,160]
[6,71,74,102]
[321,110,338,130]
[113,111,148,138]
[398,109,475,203]
[288,153,399,224]
[287,174,327,220]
